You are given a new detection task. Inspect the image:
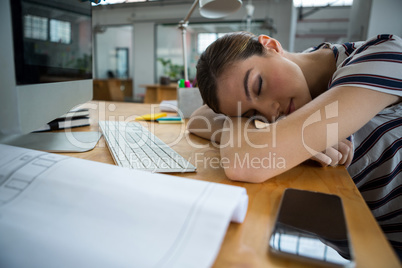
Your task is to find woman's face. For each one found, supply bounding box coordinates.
[216,52,312,122]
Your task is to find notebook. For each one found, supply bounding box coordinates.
[0,144,248,268]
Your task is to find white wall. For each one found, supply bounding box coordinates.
[367,0,402,38]
[95,25,132,79]
[133,23,155,99]
[294,6,351,52]
[347,0,372,41]
[348,0,402,42]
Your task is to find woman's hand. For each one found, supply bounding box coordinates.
[310,139,354,168]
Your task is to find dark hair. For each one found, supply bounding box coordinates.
[196,31,267,114]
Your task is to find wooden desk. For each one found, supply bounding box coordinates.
[141,83,177,103]
[93,79,133,102]
[64,101,401,268]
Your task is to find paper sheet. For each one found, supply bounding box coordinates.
[159,100,178,112]
[0,144,248,268]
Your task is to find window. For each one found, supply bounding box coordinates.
[50,19,71,44]
[157,21,265,81]
[24,15,48,40]
[116,48,129,78]
[24,15,71,44]
[293,0,353,7]
[197,33,226,54]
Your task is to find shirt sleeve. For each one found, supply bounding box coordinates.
[328,34,402,97]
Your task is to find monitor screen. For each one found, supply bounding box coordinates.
[0,0,94,150]
[12,0,92,84]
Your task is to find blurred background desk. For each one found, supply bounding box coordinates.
[63,101,401,268]
[140,83,177,103]
[93,79,133,102]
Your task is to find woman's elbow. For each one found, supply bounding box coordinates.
[186,119,197,135]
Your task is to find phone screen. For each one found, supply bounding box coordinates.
[269,188,354,267]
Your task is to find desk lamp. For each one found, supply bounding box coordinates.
[178,0,242,84]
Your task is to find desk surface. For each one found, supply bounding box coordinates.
[64,101,400,268]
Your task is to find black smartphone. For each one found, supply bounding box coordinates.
[269,188,355,267]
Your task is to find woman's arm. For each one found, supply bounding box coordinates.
[187,105,227,143]
[220,86,401,183]
[189,105,355,168]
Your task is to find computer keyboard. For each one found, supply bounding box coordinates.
[99,121,196,173]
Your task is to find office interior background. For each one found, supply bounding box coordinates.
[90,0,402,102]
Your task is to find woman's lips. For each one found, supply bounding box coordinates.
[287,99,295,115]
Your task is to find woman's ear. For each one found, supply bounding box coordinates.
[258,35,283,54]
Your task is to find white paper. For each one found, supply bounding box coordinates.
[159,100,178,112]
[0,144,248,268]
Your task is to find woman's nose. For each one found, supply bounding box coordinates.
[268,101,280,122]
[255,99,280,123]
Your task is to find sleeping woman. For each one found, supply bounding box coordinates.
[187,32,402,258]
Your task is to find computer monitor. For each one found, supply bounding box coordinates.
[0,0,98,152]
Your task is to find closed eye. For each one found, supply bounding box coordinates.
[257,76,262,96]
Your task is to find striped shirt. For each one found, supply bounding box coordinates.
[322,35,402,253]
